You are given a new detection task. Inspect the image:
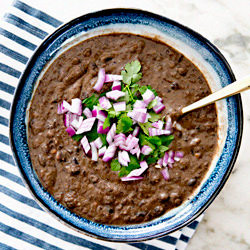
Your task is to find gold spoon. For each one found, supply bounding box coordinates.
[181,75,250,115]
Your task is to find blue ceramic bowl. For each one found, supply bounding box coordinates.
[9,9,243,242]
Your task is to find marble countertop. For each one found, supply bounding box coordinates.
[1,0,250,249]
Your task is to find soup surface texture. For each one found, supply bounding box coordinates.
[28,34,218,225]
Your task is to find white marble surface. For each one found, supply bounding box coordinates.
[1,0,250,249]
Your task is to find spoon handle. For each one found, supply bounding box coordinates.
[181,75,250,114]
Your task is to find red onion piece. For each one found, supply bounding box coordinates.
[64,112,71,127]
[65,126,76,137]
[90,142,98,161]
[121,176,143,181]
[133,108,147,113]
[107,123,116,144]
[148,128,172,136]
[136,148,140,159]
[118,151,128,166]
[106,90,125,100]
[81,136,90,154]
[133,100,147,109]
[98,146,106,157]
[76,117,96,134]
[174,151,184,162]
[62,100,71,112]
[93,107,107,122]
[157,158,163,166]
[141,145,153,155]
[112,80,121,91]
[71,116,83,130]
[93,68,105,92]
[153,102,165,114]
[57,103,67,114]
[161,168,170,180]
[127,137,139,151]
[130,145,139,155]
[127,160,148,177]
[103,144,117,162]
[105,74,123,82]
[92,108,97,117]
[99,96,112,110]
[127,111,147,123]
[83,108,92,118]
[97,120,110,134]
[94,137,103,149]
[168,150,175,164]
[113,101,126,112]
[114,133,126,147]
[122,151,130,162]
[71,98,82,115]
[163,152,169,167]
[132,126,140,137]
[142,89,155,105]
[152,120,164,129]
[165,116,172,130]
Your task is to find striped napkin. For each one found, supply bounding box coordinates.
[0,1,203,249]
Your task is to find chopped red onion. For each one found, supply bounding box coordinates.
[83,107,92,118]
[121,176,143,181]
[136,148,140,159]
[99,96,112,110]
[71,98,82,115]
[168,150,175,164]
[174,151,184,161]
[133,100,147,109]
[90,142,98,161]
[57,103,67,114]
[122,151,130,162]
[157,158,163,166]
[92,107,108,122]
[62,100,71,112]
[103,144,117,162]
[106,90,125,100]
[107,123,116,144]
[105,74,123,82]
[127,111,147,123]
[93,137,103,149]
[127,136,139,151]
[93,68,105,92]
[153,102,165,114]
[148,128,172,136]
[71,116,83,130]
[161,168,170,180]
[97,120,110,134]
[142,89,155,105]
[98,146,106,157]
[130,145,140,155]
[113,101,126,112]
[152,120,164,129]
[112,80,121,91]
[141,145,153,155]
[132,126,140,137]
[81,136,90,154]
[92,107,98,117]
[145,113,151,123]
[114,133,126,147]
[133,108,147,113]
[127,161,148,177]
[163,152,169,167]
[65,126,76,137]
[76,117,96,134]
[118,151,128,166]
[64,112,71,127]
[165,116,172,130]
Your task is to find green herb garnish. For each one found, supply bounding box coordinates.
[116,114,133,133]
[82,94,99,109]
[121,60,142,85]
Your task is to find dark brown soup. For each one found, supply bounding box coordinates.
[28,34,217,225]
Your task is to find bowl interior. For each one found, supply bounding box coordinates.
[10,9,242,241]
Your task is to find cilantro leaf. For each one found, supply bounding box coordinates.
[148,112,161,122]
[111,159,121,171]
[159,145,169,152]
[116,114,133,133]
[139,133,155,151]
[146,156,158,164]
[146,136,162,146]
[85,122,98,142]
[82,94,99,109]
[72,134,84,142]
[160,135,174,147]
[99,134,108,146]
[103,116,111,129]
[119,166,130,177]
[121,60,142,85]
[139,122,152,136]
[147,99,158,109]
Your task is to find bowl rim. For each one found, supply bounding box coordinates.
[9,8,243,242]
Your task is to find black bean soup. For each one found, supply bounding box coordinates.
[28,34,218,225]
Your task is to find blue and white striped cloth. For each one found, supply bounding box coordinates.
[0,1,203,249]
